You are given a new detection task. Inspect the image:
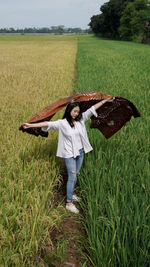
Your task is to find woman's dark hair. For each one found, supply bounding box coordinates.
[62,102,82,127]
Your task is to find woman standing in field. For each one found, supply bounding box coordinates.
[23,98,112,214]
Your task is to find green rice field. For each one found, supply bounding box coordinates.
[76,35,150,266]
[0,34,150,266]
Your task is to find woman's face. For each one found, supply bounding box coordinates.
[70,106,80,120]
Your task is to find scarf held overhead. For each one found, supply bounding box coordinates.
[19,91,140,139]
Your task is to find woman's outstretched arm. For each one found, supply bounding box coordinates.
[22,121,48,129]
[94,97,115,111]
[82,97,115,122]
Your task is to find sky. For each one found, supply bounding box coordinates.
[0,0,106,29]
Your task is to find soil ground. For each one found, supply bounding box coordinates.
[39,169,88,267]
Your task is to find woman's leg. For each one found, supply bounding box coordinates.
[75,148,84,186]
[64,157,77,203]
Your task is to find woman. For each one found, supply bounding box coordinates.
[23,98,113,213]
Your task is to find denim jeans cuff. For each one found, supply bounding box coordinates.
[67,199,72,203]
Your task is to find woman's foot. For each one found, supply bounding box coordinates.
[66,203,79,214]
[72,194,81,202]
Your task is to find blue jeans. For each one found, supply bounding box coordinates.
[64,148,84,203]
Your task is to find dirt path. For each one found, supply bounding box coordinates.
[55,177,86,267]
[39,167,88,267]
[49,192,87,267]
[60,215,83,267]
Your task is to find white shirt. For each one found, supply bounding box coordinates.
[62,125,83,158]
[42,105,97,158]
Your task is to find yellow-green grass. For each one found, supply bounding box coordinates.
[75,35,150,266]
[0,35,77,266]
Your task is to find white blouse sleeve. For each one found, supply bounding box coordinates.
[41,120,60,131]
[82,106,98,122]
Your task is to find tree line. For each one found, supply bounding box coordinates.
[89,0,150,42]
[0,26,89,34]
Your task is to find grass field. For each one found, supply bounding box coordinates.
[0,35,77,266]
[1,34,150,267]
[75,35,150,266]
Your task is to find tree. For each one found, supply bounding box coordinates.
[89,0,134,38]
[89,15,105,35]
[119,0,150,41]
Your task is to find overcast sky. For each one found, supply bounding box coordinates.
[0,0,106,29]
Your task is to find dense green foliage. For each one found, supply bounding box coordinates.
[119,0,150,41]
[75,35,150,266]
[89,0,150,42]
[90,0,133,38]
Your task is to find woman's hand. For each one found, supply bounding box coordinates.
[22,123,32,129]
[106,97,115,102]
[102,97,115,104]
[22,121,48,129]
[94,97,115,111]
